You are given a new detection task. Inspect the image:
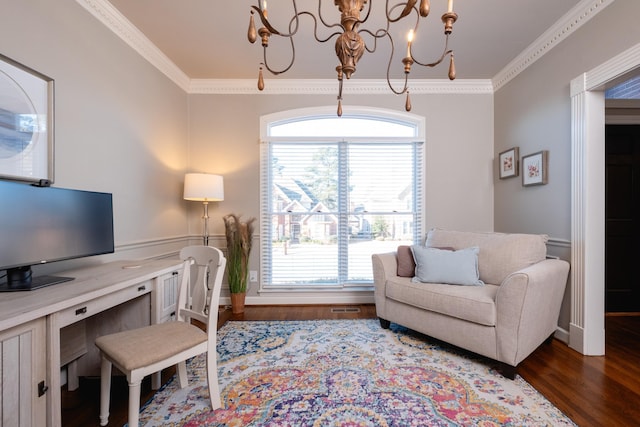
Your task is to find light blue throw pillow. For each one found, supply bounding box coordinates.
[410,246,484,286]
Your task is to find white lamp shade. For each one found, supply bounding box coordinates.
[183,173,224,201]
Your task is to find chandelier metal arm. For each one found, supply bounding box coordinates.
[385,72,410,95]
[253,3,345,52]
[250,6,282,36]
[317,0,351,32]
[352,0,374,27]
[251,0,306,38]
[358,6,418,57]
[254,1,351,39]
[261,10,344,75]
[384,32,410,96]
[362,2,417,54]
[386,0,418,23]
[358,28,390,54]
[410,34,451,68]
[298,11,343,44]
[261,35,297,75]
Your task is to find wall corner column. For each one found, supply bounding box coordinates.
[569,74,605,355]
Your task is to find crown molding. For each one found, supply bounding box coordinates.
[188,79,494,95]
[78,0,611,96]
[75,0,191,91]
[492,0,614,91]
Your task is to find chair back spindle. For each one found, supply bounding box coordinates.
[178,246,226,336]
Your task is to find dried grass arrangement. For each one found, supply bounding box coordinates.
[223,214,256,294]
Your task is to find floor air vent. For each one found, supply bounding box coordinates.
[330,307,361,313]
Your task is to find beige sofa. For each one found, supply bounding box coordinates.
[372,229,570,378]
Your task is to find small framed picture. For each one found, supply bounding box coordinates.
[522,150,548,186]
[498,147,519,179]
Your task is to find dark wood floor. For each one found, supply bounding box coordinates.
[62,305,639,427]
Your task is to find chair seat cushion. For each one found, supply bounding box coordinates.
[95,321,207,371]
[385,276,499,326]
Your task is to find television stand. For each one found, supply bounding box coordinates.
[0,275,74,292]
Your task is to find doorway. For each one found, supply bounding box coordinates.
[605,124,640,313]
[570,43,640,355]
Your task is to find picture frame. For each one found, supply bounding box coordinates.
[522,150,548,186]
[0,54,55,183]
[498,147,519,179]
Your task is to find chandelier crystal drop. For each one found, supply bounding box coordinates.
[247,0,458,116]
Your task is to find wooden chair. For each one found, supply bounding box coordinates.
[95,246,226,426]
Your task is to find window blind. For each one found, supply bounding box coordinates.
[260,114,423,291]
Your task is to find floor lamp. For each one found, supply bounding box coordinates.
[184,173,224,246]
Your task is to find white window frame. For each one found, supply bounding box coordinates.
[259,106,425,292]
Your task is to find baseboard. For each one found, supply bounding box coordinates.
[221,293,376,306]
[569,322,585,354]
[553,326,570,344]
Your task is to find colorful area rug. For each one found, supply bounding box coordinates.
[135,319,575,426]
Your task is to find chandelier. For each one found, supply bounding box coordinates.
[247,0,458,116]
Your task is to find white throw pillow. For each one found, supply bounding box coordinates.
[410,246,484,286]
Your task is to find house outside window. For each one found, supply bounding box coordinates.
[260,106,424,291]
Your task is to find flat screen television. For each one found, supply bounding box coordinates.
[0,180,114,291]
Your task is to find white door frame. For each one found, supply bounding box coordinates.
[570,42,640,355]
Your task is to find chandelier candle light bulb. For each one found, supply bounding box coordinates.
[406,29,414,58]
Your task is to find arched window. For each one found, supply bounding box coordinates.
[260,106,424,290]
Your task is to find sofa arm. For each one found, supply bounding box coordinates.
[371,252,398,317]
[495,258,570,366]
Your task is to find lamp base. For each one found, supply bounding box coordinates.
[202,201,210,246]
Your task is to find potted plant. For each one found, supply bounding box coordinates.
[223,214,256,314]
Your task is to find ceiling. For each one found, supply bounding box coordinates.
[105,0,584,82]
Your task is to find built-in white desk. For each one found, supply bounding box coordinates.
[0,258,183,427]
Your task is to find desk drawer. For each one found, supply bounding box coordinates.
[57,280,152,328]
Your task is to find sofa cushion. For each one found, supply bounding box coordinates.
[396,245,454,278]
[385,276,498,326]
[425,229,548,285]
[396,245,416,277]
[411,246,484,286]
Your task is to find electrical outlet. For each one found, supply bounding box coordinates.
[249,270,258,283]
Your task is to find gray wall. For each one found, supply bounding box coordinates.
[1,0,190,271]
[10,0,621,312]
[188,92,495,236]
[494,0,640,330]
[1,0,494,302]
[188,91,495,299]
